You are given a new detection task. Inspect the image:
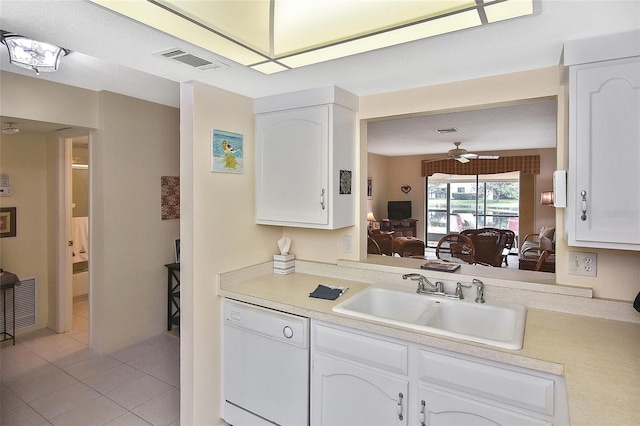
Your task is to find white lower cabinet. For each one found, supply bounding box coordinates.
[311,321,569,426]
[416,386,549,426]
[311,320,409,425]
[313,354,409,426]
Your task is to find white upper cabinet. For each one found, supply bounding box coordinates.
[565,31,640,250]
[255,87,358,229]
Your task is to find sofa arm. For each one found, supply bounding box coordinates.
[521,245,555,257]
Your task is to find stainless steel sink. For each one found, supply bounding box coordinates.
[332,286,526,350]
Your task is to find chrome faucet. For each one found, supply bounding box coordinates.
[402,273,438,294]
[473,278,485,303]
[455,282,472,299]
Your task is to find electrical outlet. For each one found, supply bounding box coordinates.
[568,251,597,277]
[343,235,353,253]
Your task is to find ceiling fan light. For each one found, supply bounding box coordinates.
[1,33,68,74]
[1,123,19,134]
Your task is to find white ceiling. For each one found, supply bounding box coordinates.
[367,99,558,156]
[0,0,638,153]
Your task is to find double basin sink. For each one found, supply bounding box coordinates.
[332,286,526,350]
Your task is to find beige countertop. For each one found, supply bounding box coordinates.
[219,271,640,425]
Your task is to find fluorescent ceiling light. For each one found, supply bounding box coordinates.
[0,31,69,74]
[89,0,534,74]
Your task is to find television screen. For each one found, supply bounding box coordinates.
[388,201,412,220]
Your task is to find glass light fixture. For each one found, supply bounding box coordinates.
[1,32,68,74]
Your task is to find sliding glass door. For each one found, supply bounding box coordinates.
[426,172,519,247]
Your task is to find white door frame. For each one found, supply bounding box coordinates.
[55,136,74,333]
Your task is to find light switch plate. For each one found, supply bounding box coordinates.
[343,235,353,253]
[568,251,597,277]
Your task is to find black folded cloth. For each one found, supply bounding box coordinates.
[309,284,342,300]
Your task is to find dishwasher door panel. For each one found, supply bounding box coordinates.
[223,300,309,426]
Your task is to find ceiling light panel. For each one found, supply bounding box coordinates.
[273,0,476,56]
[89,0,268,65]
[484,0,534,23]
[89,0,533,74]
[279,10,482,69]
[153,0,273,55]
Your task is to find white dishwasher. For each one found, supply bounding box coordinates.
[223,299,309,426]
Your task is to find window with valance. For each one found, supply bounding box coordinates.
[422,155,540,177]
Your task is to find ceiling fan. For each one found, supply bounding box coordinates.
[432,142,499,163]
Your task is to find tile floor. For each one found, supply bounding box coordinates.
[0,301,180,425]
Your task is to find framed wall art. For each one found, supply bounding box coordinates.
[0,207,16,238]
[211,129,244,173]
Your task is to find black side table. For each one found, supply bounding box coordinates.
[165,263,180,331]
[0,269,21,345]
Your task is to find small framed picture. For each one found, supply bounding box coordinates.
[174,238,180,263]
[0,207,16,238]
[367,177,373,200]
[339,170,352,194]
[211,129,243,173]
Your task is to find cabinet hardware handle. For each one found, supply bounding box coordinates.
[320,189,326,210]
[420,400,427,426]
[580,190,587,221]
[397,392,404,421]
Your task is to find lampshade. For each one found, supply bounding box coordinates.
[1,32,68,74]
[367,212,376,222]
[540,191,554,206]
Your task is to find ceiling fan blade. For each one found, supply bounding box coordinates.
[477,155,500,159]
[456,156,470,164]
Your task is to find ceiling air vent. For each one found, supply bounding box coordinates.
[435,128,458,134]
[154,48,229,71]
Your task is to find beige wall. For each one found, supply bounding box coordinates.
[90,91,180,352]
[0,72,99,129]
[359,67,639,301]
[366,153,391,221]
[0,72,181,352]
[0,130,52,330]
[180,81,283,425]
[72,145,89,218]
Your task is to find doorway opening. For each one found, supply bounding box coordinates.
[70,136,90,343]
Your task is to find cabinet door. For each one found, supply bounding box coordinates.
[416,385,550,426]
[569,57,640,249]
[256,106,329,226]
[311,354,408,426]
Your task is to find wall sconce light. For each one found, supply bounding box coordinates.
[1,31,69,75]
[540,191,554,206]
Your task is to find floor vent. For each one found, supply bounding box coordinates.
[0,276,37,331]
[154,48,229,71]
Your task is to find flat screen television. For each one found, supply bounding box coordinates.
[388,201,412,220]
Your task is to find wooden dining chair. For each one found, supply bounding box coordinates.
[436,233,476,264]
